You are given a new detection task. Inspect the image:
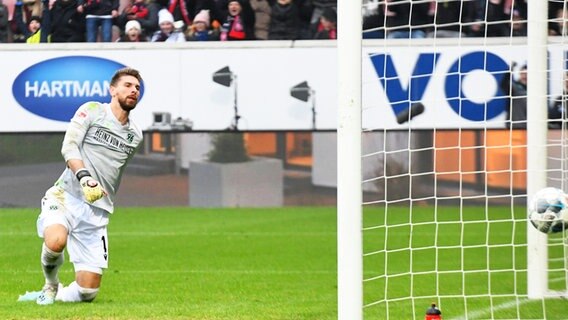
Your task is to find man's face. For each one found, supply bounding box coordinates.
[228,1,241,16]
[519,69,528,85]
[112,75,141,111]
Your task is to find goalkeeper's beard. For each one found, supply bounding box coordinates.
[119,96,138,112]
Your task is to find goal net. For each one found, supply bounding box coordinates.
[338,0,568,319]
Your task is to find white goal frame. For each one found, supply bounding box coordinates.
[526,0,549,300]
[337,0,363,319]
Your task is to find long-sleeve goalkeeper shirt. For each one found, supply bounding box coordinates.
[56,101,143,213]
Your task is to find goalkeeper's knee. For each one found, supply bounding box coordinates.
[56,281,99,302]
[78,286,99,302]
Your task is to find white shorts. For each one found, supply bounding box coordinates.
[36,186,110,274]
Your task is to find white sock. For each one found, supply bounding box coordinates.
[40,243,63,286]
[56,281,80,302]
[56,281,99,302]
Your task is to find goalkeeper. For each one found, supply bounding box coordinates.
[17,67,144,305]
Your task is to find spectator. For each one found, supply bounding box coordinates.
[14,0,50,42]
[384,0,429,39]
[485,0,511,37]
[0,0,10,42]
[21,0,44,16]
[185,8,217,40]
[268,0,301,40]
[426,0,480,38]
[309,0,334,28]
[117,19,147,40]
[295,0,312,38]
[151,8,186,41]
[77,0,119,42]
[117,0,161,39]
[12,0,46,42]
[250,0,270,40]
[362,0,384,39]
[311,6,335,39]
[549,6,567,37]
[130,0,149,19]
[466,0,486,37]
[162,0,222,31]
[219,0,255,40]
[216,0,252,22]
[549,72,568,129]
[194,0,223,31]
[501,63,528,129]
[158,0,190,27]
[48,0,86,42]
[510,8,526,37]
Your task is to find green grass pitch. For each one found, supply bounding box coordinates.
[0,207,566,319]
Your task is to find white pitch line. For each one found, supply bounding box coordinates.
[447,298,530,320]
[0,269,336,275]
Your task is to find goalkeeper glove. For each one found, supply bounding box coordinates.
[76,169,106,203]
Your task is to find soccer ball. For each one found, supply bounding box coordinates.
[528,187,568,234]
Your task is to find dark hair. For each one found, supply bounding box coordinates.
[110,67,143,86]
[29,15,41,24]
[321,8,337,24]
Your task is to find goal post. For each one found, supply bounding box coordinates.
[526,0,550,300]
[337,0,363,320]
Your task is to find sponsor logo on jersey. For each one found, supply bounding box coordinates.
[12,56,145,122]
[93,128,136,154]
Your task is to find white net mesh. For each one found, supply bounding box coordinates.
[358,0,568,319]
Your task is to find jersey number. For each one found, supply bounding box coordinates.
[101,235,108,261]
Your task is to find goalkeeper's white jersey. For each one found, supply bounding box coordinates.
[56,101,143,213]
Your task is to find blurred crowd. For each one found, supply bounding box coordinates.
[362,0,567,39]
[0,0,336,43]
[0,0,565,43]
